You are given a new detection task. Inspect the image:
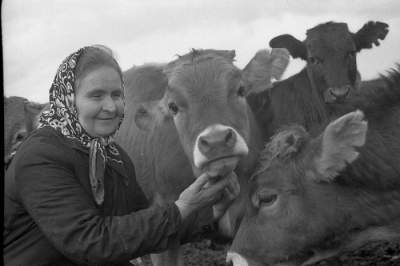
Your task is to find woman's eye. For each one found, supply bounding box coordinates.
[90,94,102,99]
[168,102,179,115]
[112,92,123,99]
[237,86,246,97]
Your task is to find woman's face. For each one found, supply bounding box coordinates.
[75,66,124,137]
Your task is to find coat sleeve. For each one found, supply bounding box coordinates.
[14,139,182,265]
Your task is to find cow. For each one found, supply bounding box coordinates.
[248,21,389,137]
[4,96,48,169]
[115,48,290,266]
[227,67,400,266]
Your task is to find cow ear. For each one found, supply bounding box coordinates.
[24,101,49,128]
[352,21,389,52]
[311,110,368,182]
[24,101,46,115]
[269,34,307,60]
[242,48,290,95]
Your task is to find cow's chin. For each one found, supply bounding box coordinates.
[201,155,240,179]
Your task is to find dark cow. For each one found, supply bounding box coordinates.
[249,21,389,135]
[116,48,289,266]
[4,96,48,169]
[227,68,400,266]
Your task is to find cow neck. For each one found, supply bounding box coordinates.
[303,67,329,130]
[305,65,325,109]
[306,66,317,93]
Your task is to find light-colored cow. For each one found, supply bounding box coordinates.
[116,48,290,266]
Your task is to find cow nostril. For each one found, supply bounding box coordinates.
[198,136,211,154]
[342,85,351,95]
[225,129,234,144]
[329,86,351,100]
[200,138,209,148]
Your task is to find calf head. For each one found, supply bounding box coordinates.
[270,21,389,103]
[164,49,254,177]
[123,49,288,244]
[4,96,48,168]
[228,111,399,265]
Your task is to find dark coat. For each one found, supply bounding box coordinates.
[4,126,182,266]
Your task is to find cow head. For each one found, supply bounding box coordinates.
[226,111,400,266]
[121,49,289,244]
[270,21,389,103]
[4,96,48,169]
[133,49,289,178]
[163,49,250,176]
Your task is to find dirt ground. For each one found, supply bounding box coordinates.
[140,238,400,266]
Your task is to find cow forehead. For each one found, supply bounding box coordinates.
[257,126,308,164]
[250,127,310,187]
[306,22,354,53]
[307,22,349,37]
[166,56,240,97]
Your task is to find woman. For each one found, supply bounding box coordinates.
[3,45,239,265]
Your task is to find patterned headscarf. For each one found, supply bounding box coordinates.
[38,46,127,206]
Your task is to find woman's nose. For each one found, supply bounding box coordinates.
[102,97,117,112]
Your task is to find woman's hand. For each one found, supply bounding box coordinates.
[212,171,240,220]
[175,172,231,221]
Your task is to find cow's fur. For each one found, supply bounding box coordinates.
[228,67,400,266]
[4,96,48,169]
[330,66,400,188]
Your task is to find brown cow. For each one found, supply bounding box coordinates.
[4,96,48,169]
[227,68,400,266]
[248,21,389,135]
[116,48,289,266]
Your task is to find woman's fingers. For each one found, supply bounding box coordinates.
[189,172,212,192]
[176,171,242,221]
[204,175,231,195]
[227,172,240,198]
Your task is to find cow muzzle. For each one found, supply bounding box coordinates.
[193,124,248,175]
[324,85,351,103]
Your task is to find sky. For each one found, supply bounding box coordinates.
[3,0,400,103]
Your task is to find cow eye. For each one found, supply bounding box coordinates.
[168,102,179,115]
[237,85,246,97]
[309,57,322,65]
[252,189,278,209]
[259,193,278,206]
